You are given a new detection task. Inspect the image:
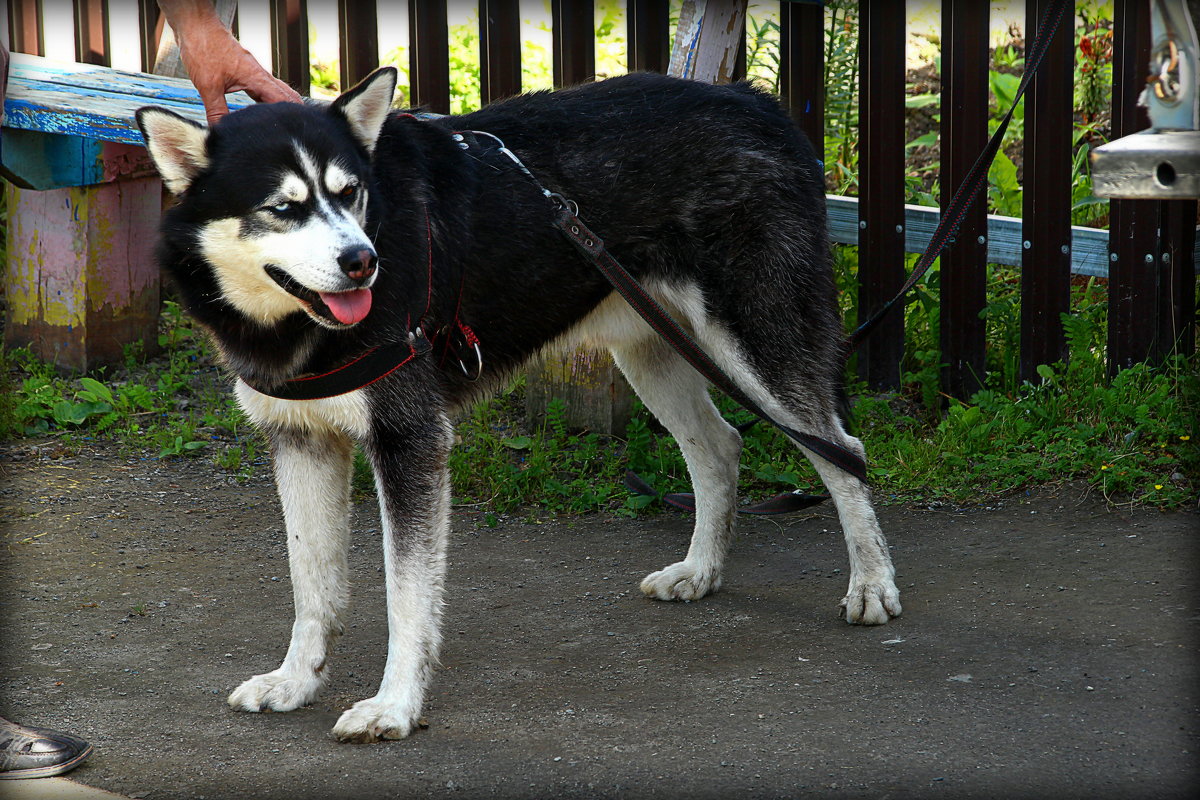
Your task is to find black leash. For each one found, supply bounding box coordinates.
[850,0,1071,346]
[550,201,870,486]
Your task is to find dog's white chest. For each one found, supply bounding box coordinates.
[235,380,371,439]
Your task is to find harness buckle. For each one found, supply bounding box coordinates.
[547,192,579,216]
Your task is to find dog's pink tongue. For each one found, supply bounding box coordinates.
[319,288,373,324]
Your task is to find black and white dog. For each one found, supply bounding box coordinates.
[136,68,901,743]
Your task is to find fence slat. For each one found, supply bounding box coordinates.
[732,19,746,80]
[408,0,449,112]
[1107,0,1198,369]
[479,0,521,104]
[855,0,907,390]
[270,0,310,96]
[338,0,378,90]
[72,0,109,66]
[1159,199,1198,358]
[669,0,746,83]
[136,0,162,74]
[627,0,669,73]
[939,0,991,399]
[779,0,824,154]
[1019,0,1075,380]
[10,0,44,55]
[551,0,595,87]
[1107,0,1159,371]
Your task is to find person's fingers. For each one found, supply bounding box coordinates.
[201,89,231,127]
[242,72,303,105]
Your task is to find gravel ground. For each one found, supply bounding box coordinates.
[1,440,1197,799]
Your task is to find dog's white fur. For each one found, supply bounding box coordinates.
[227,425,353,713]
[141,71,900,743]
[332,419,452,741]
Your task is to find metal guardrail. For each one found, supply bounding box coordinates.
[828,195,1200,279]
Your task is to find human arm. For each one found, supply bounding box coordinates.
[157,0,302,125]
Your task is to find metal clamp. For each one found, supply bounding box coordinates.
[1144,0,1198,128]
[1091,0,1200,198]
[547,192,580,216]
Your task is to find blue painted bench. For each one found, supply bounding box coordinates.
[1,53,249,369]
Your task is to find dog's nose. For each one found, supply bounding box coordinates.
[338,248,377,282]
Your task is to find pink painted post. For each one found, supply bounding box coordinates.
[4,170,162,370]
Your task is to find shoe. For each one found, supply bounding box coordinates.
[0,717,93,779]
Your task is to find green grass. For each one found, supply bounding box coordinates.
[3,258,1195,514]
[0,300,267,481]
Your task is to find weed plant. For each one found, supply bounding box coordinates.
[0,302,265,479]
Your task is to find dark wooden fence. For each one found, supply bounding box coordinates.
[5,0,1197,396]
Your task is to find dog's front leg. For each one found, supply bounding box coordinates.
[332,413,453,743]
[229,427,354,712]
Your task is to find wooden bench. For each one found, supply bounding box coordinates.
[2,53,249,370]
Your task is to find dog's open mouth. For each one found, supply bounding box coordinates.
[265,265,373,326]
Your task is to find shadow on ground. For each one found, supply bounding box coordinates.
[1,442,1197,799]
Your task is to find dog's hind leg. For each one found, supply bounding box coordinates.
[228,426,353,712]
[743,364,901,624]
[331,410,453,743]
[711,369,900,623]
[794,424,901,625]
[611,338,743,601]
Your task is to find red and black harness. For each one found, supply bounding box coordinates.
[244,0,1069,512]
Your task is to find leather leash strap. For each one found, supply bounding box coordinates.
[552,203,870,484]
[850,0,1071,346]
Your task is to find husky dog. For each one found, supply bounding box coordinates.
[136,68,901,743]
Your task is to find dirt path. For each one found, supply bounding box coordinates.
[1,441,1196,799]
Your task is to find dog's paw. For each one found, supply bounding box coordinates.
[640,561,721,601]
[839,578,902,625]
[332,697,422,743]
[228,669,323,713]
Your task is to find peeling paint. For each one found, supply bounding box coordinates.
[4,179,162,369]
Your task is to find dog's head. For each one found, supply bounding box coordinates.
[137,68,397,329]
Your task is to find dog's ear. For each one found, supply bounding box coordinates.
[331,67,398,155]
[136,107,210,195]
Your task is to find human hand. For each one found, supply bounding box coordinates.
[159,0,302,126]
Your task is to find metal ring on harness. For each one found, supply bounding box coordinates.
[458,341,483,382]
[547,192,579,216]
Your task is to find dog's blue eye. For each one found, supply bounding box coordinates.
[270,202,292,214]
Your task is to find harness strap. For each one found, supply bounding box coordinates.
[244,336,429,401]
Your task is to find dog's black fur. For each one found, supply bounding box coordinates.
[138,70,899,743]
[160,72,842,411]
